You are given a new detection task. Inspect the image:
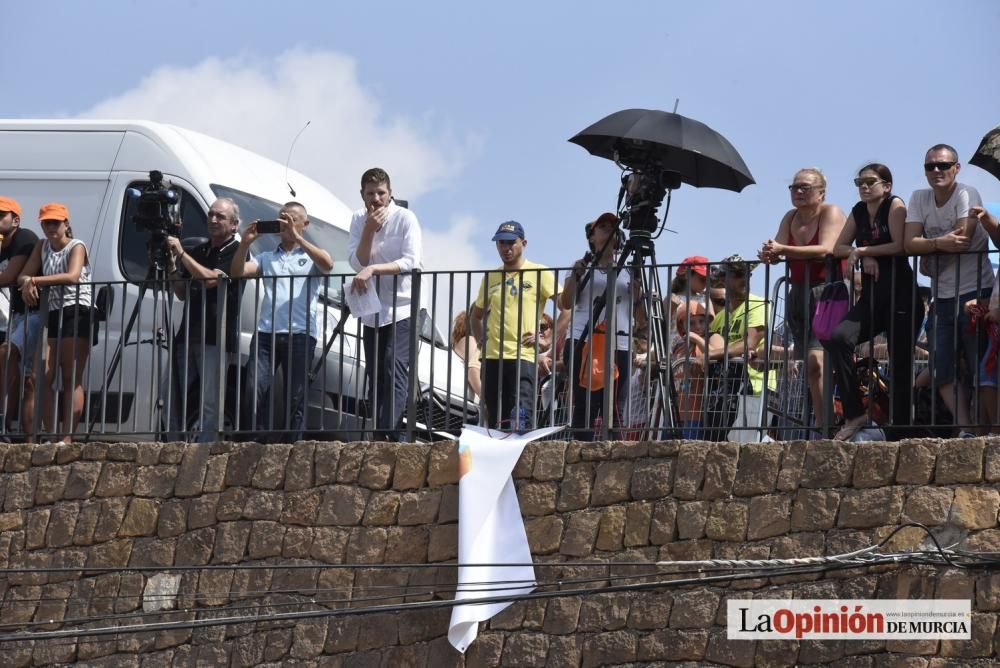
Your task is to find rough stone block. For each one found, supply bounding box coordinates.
[64,461,101,500]
[223,443,263,487]
[649,499,677,544]
[348,526,390,564]
[281,489,321,526]
[438,484,459,523]
[525,516,563,555]
[939,612,996,658]
[581,630,637,667]
[119,497,160,536]
[45,502,79,548]
[392,444,428,490]
[630,459,673,500]
[985,441,1000,482]
[314,442,342,485]
[935,439,985,483]
[705,499,749,542]
[704,628,756,668]
[560,510,601,557]
[669,588,721,628]
[427,524,456,562]
[595,505,627,551]
[676,500,709,540]
[502,632,549,667]
[289,619,327,659]
[776,440,807,492]
[25,508,50,549]
[385,526,429,563]
[791,488,841,531]
[673,443,708,499]
[702,442,739,499]
[533,442,567,481]
[591,460,633,505]
[838,487,905,529]
[578,592,631,632]
[356,612,397,651]
[895,440,938,484]
[949,486,1000,530]
[556,462,593,512]
[518,481,558,517]
[362,490,400,526]
[638,628,709,661]
[86,538,133,568]
[733,443,782,496]
[175,442,212,497]
[248,521,285,559]
[801,441,855,488]
[251,444,291,489]
[242,490,284,521]
[627,593,672,630]
[175,527,216,566]
[215,486,247,521]
[35,466,69,505]
[747,495,791,540]
[901,487,954,526]
[427,441,459,486]
[623,501,652,547]
[282,526,313,558]
[317,485,370,526]
[213,521,251,563]
[542,597,581,635]
[133,465,177,498]
[853,443,899,487]
[284,442,315,491]
[397,488,441,526]
[187,493,220,529]
[358,445,395,490]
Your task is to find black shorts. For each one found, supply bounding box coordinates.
[48,305,96,344]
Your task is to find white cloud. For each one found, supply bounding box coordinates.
[81,48,471,204]
[421,214,492,334]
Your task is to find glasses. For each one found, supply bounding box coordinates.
[924,161,956,172]
[854,177,884,188]
[788,183,821,193]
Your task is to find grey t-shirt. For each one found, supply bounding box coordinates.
[906,183,994,299]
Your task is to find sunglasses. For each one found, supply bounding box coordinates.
[853,177,884,188]
[788,183,821,193]
[924,161,956,172]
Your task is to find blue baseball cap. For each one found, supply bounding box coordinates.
[492,220,525,241]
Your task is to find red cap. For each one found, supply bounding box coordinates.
[38,202,69,221]
[0,196,22,218]
[678,255,709,277]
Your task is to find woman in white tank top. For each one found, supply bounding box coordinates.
[17,203,93,444]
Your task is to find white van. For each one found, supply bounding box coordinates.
[0,119,472,441]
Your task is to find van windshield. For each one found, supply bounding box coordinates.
[210,185,353,276]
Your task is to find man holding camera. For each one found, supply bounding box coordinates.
[232,201,333,442]
[163,197,244,442]
[348,168,423,441]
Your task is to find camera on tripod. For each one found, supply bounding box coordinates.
[616,152,682,237]
[127,170,181,239]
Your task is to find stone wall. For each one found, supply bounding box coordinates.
[0,437,998,666]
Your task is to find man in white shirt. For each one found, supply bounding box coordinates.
[904,143,995,436]
[348,168,423,441]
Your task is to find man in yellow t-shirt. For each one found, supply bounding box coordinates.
[470,221,558,429]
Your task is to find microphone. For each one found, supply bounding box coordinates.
[284,120,311,197]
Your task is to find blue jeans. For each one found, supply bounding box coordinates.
[244,332,316,442]
[928,289,990,387]
[164,342,225,442]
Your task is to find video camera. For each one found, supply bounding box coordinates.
[127,170,181,239]
[615,149,682,237]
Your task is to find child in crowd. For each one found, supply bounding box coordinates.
[671,300,712,438]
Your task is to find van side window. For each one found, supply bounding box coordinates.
[119,181,207,282]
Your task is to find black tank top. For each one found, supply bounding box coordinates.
[852,195,908,275]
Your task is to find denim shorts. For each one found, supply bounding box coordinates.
[8,311,44,375]
[928,289,991,387]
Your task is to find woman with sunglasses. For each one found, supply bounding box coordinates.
[559,213,637,439]
[17,203,93,444]
[758,168,846,429]
[825,164,920,440]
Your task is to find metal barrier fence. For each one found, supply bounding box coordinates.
[0,249,996,443]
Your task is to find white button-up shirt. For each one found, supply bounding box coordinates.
[347,200,423,327]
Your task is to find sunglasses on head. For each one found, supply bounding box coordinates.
[924,161,956,172]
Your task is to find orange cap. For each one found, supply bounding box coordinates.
[0,196,22,218]
[38,202,69,221]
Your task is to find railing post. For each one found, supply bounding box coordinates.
[406,269,421,443]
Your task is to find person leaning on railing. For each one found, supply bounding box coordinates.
[161,197,246,442]
[902,144,995,437]
[450,311,482,401]
[17,203,93,445]
[0,196,42,437]
[824,163,921,441]
[758,168,847,428]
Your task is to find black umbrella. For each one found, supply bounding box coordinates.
[569,108,755,193]
[970,124,1000,182]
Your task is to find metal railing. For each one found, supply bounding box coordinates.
[0,249,996,443]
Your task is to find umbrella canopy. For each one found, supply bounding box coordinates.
[569,108,755,193]
[970,125,1000,182]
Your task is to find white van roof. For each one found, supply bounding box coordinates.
[0,119,354,230]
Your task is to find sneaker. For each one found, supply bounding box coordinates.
[958,430,977,438]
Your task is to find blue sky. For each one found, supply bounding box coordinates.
[4,0,1000,282]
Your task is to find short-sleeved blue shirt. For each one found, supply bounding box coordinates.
[255,245,327,337]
